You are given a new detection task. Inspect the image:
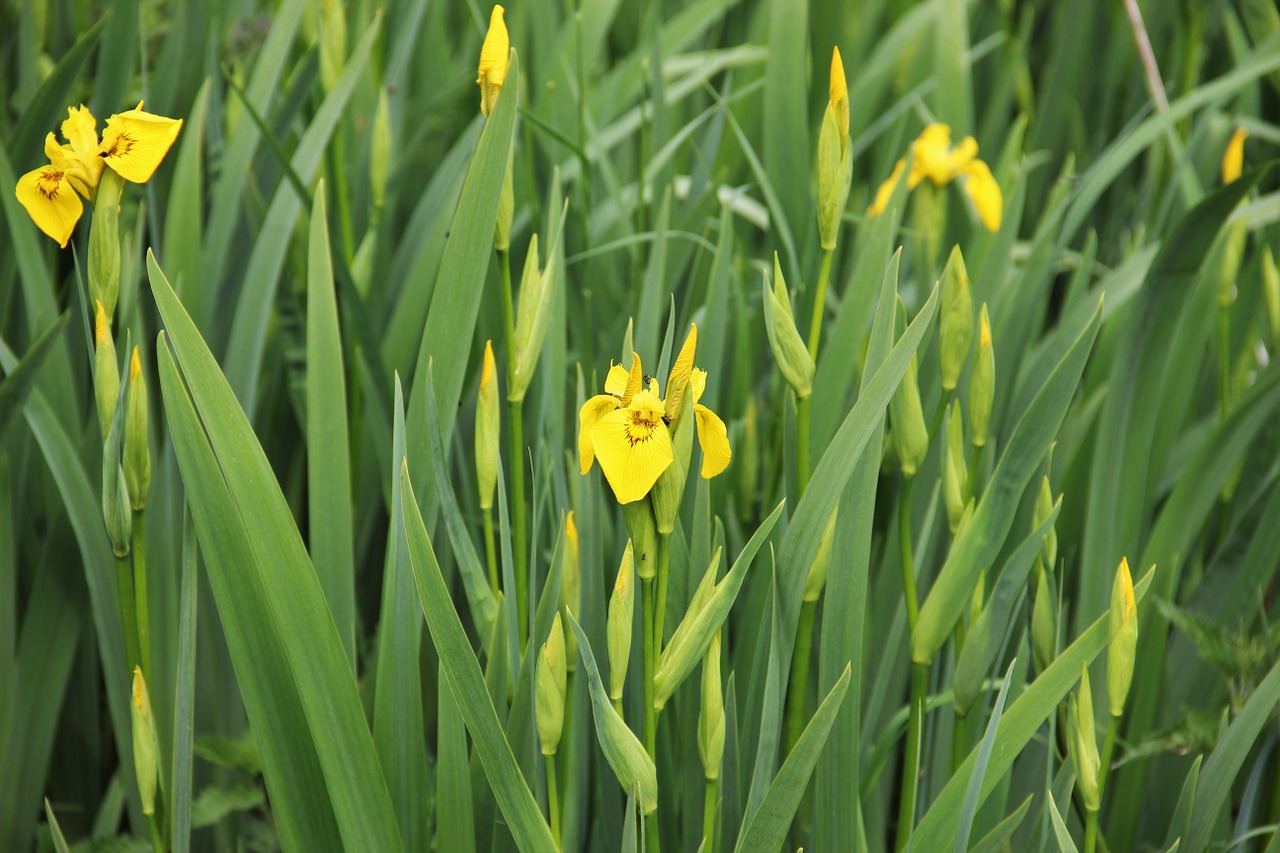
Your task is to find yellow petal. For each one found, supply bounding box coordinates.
[694,404,731,479]
[59,107,105,192]
[868,158,907,217]
[590,390,674,504]
[620,352,644,406]
[911,123,958,186]
[604,362,631,396]
[829,47,848,138]
[690,368,707,405]
[95,301,109,346]
[949,136,978,173]
[1222,127,1247,184]
[665,323,698,421]
[579,394,621,474]
[16,162,83,247]
[960,159,1003,232]
[477,5,510,117]
[99,104,183,184]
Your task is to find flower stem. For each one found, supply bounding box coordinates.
[703,777,718,853]
[498,248,529,646]
[642,577,657,759]
[546,754,561,846]
[806,249,835,361]
[951,709,968,774]
[132,509,151,678]
[899,478,919,632]
[784,600,817,758]
[483,507,499,594]
[795,249,834,501]
[1084,808,1099,853]
[146,811,164,853]
[1098,714,1119,800]
[653,534,671,659]
[796,394,812,497]
[896,661,929,852]
[115,553,141,676]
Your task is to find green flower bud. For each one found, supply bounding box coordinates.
[370,88,392,212]
[939,246,973,392]
[89,169,122,321]
[621,498,659,580]
[103,460,132,559]
[124,348,150,511]
[510,212,567,402]
[803,505,838,602]
[131,667,161,814]
[495,142,514,252]
[562,512,580,672]
[608,541,635,702]
[93,302,119,441]
[763,253,815,399]
[536,613,568,756]
[1034,476,1057,571]
[698,633,725,780]
[889,296,928,477]
[475,341,500,510]
[1069,667,1101,812]
[654,548,726,709]
[1031,564,1056,670]
[943,401,967,532]
[319,0,346,92]
[969,303,994,447]
[816,62,852,253]
[1264,245,1280,349]
[969,569,986,623]
[1107,557,1138,718]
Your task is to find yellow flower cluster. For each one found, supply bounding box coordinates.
[15,103,182,247]
[868,123,1003,232]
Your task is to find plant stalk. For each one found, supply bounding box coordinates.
[546,755,561,846]
[642,577,657,759]
[498,248,529,646]
[703,777,718,853]
[115,553,141,676]
[784,600,817,758]
[483,506,499,594]
[653,534,671,658]
[796,394,811,497]
[132,509,151,678]
[895,476,924,851]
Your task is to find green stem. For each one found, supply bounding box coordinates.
[483,507,499,594]
[899,478,919,632]
[133,509,151,679]
[613,696,624,718]
[498,249,529,647]
[952,710,968,775]
[146,811,164,853]
[1218,303,1231,419]
[703,777,718,853]
[546,755,561,846]
[806,249,835,361]
[784,600,817,758]
[928,390,952,442]
[796,394,812,497]
[115,554,141,676]
[965,444,984,503]
[1084,808,1099,853]
[653,535,671,658]
[896,662,930,851]
[1098,714,1119,801]
[642,577,657,760]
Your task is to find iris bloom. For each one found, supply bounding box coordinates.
[868,123,1003,232]
[1222,127,1247,184]
[15,103,182,247]
[579,325,731,504]
[477,5,509,117]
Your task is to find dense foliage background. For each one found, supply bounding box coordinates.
[2,0,1280,851]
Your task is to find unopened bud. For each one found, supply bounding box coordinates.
[698,633,725,780]
[476,341,500,509]
[536,613,568,755]
[943,401,967,532]
[889,296,928,477]
[124,348,150,511]
[621,498,659,579]
[94,302,119,440]
[370,89,392,212]
[816,48,852,251]
[608,541,635,702]
[1222,127,1247,184]
[89,170,122,321]
[969,303,994,447]
[1031,565,1056,670]
[562,512,581,672]
[654,548,725,709]
[1069,667,1101,812]
[803,506,838,602]
[1034,476,1057,571]
[1107,557,1138,718]
[939,246,973,392]
[319,0,347,92]
[131,667,160,814]
[763,253,815,399]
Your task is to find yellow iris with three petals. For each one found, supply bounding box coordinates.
[867,123,1003,232]
[579,325,731,504]
[15,103,183,247]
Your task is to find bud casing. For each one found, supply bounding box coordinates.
[698,633,725,780]
[562,511,581,671]
[536,613,568,755]
[607,541,635,702]
[94,302,120,440]
[969,303,994,447]
[939,246,973,392]
[803,506,838,602]
[89,169,123,321]
[943,401,967,532]
[762,254,815,399]
[1107,557,1138,717]
[124,348,151,511]
[889,296,928,477]
[1069,666,1101,812]
[131,667,161,814]
[816,48,852,251]
[476,341,500,509]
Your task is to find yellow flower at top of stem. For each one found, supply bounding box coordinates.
[867,123,1003,232]
[578,324,731,505]
[477,5,510,117]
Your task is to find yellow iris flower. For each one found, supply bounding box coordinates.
[477,5,510,117]
[579,325,731,504]
[867,123,1003,232]
[15,103,182,247]
[1222,127,1247,184]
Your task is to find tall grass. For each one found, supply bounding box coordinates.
[2,0,1280,851]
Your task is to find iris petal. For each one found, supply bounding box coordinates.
[16,164,83,247]
[99,104,183,184]
[590,391,673,504]
[579,395,620,474]
[694,404,731,479]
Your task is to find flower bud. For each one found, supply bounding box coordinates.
[318,0,347,92]
[943,401,967,532]
[1034,476,1057,571]
[939,246,973,392]
[94,301,120,440]
[1222,127,1247,184]
[816,47,852,252]
[1031,565,1056,670]
[511,214,567,402]
[370,89,392,212]
[1264,245,1280,349]
[698,633,725,780]
[477,5,510,117]
[124,348,150,511]
[889,296,928,477]
[131,667,161,814]
[1069,667,1101,812]
[762,253,815,399]
[969,303,994,447]
[103,458,132,559]
[89,169,123,321]
[803,505,838,602]
[1107,557,1138,718]
[621,498,659,579]
[562,512,581,672]
[495,142,514,251]
[969,569,986,623]
[475,341,500,510]
[652,326,698,533]
[536,613,568,756]
[608,541,635,702]
[654,549,726,709]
